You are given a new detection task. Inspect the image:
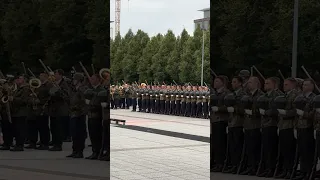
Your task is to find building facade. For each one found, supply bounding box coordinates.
[194,8,210,30]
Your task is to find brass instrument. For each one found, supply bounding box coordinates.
[99,68,110,80]
[29,78,41,110]
[1,82,16,123]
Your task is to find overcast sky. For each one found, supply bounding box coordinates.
[110,0,210,38]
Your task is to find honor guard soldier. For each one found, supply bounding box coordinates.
[311,94,320,179]
[165,86,170,114]
[149,86,155,113]
[239,76,264,175]
[211,76,230,172]
[196,87,203,118]
[170,86,176,115]
[119,86,125,109]
[145,85,150,113]
[223,76,246,173]
[155,86,160,113]
[191,86,197,117]
[291,79,316,180]
[180,86,187,116]
[203,87,210,119]
[113,86,120,109]
[175,85,182,116]
[137,85,142,112]
[110,86,115,109]
[85,74,104,160]
[256,77,281,177]
[238,70,250,92]
[159,86,165,114]
[185,86,192,117]
[274,78,299,178]
[124,84,130,109]
[66,73,88,158]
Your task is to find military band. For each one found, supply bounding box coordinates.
[110,83,210,119]
[0,67,110,162]
[211,69,320,180]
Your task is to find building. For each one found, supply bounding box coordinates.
[194,8,210,30]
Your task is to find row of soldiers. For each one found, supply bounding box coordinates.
[110,83,210,119]
[0,67,110,161]
[211,69,320,180]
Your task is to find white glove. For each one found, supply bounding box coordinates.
[85,99,90,105]
[101,102,107,108]
[259,109,265,115]
[212,106,218,112]
[227,107,234,113]
[296,109,304,116]
[244,109,252,115]
[277,109,286,115]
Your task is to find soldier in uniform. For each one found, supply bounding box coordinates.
[274,78,299,178]
[10,75,32,151]
[165,86,170,115]
[113,86,120,109]
[66,73,88,158]
[185,86,192,117]
[211,75,230,172]
[291,79,316,180]
[239,76,264,175]
[85,74,104,160]
[26,73,51,150]
[130,84,137,112]
[203,86,210,119]
[238,70,250,91]
[175,85,182,116]
[149,86,155,113]
[110,85,115,109]
[124,84,130,109]
[196,86,203,118]
[223,76,246,173]
[256,77,282,177]
[159,85,165,114]
[119,86,125,109]
[145,85,150,113]
[155,86,160,114]
[48,69,70,151]
[180,86,187,116]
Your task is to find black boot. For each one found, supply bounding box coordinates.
[72,152,83,158]
[66,151,76,158]
[36,144,49,150]
[275,170,287,179]
[49,146,62,151]
[10,146,24,151]
[85,153,99,160]
[25,143,37,149]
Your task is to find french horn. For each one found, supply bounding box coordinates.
[29,78,42,89]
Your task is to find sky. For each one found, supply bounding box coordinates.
[110,0,210,38]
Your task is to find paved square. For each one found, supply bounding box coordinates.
[0,141,109,180]
[110,109,210,180]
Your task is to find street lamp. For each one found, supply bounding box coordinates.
[201,24,205,86]
[292,0,299,77]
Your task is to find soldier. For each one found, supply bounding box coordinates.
[203,86,210,119]
[66,73,88,158]
[119,86,125,109]
[26,73,51,150]
[155,86,160,114]
[113,86,120,109]
[256,77,282,177]
[180,86,187,116]
[85,74,104,160]
[274,78,299,178]
[165,86,171,115]
[48,69,70,151]
[131,84,137,112]
[10,75,32,151]
[124,83,130,109]
[291,79,315,180]
[99,69,110,161]
[185,86,192,117]
[239,76,264,175]
[0,78,14,150]
[110,85,115,109]
[149,86,155,113]
[159,85,166,114]
[191,86,197,117]
[175,85,182,116]
[196,86,203,118]
[211,75,230,172]
[145,85,150,113]
[239,70,250,91]
[223,76,246,173]
[137,85,142,112]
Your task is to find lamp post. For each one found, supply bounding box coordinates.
[201,25,205,86]
[292,0,299,77]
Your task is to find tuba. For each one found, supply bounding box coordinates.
[29,78,42,110]
[1,83,17,103]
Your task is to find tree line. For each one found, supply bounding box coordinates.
[212,0,320,79]
[0,0,109,75]
[110,27,210,85]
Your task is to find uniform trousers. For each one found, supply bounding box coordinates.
[150,99,155,113]
[138,98,142,111]
[203,102,209,118]
[228,127,244,167]
[12,116,27,147]
[50,116,66,147]
[70,115,87,152]
[196,102,202,117]
[175,100,181,115]
[181,102,186,115]
[212,121,227,165]
[244,128,261,169]
[160,100,165,113]
[88,118,102,154]
[279,128,296,170]
[132,98,137,111]
[185,102,191,116]
[28,115,50,145]
[297,128,314,173]
[101,120,109,153]
[155,99,160,113]
[120,98,125,108]
[1,113,13,146]
[125,98,131,108]
[261,126,278,169]
[191,102,197,117]
[165,101,170,114]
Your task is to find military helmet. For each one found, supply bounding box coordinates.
[73,73,84,81]
[239,70,250,77]
[240,95,253,109]
[256,95,269,110]
[293,95,307,110]
[224,93,237,107]
[273,95,286,109]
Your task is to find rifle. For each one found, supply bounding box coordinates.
[79,61,93,87]
[172,80,178,86]
[72,66,77,72]
[211,68,217,77]
[28,68,36,78]
[252,65,266,80]
[278,70,285,80]
[301,66,320,93]
[91,64,95,74]
[21,62,27,75]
